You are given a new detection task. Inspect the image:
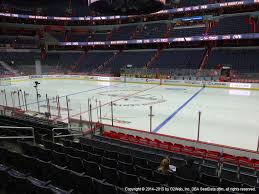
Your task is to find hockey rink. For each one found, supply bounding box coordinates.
[1,79,259,151]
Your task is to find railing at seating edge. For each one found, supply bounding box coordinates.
[52,127,84,143]
[0,126,35,145]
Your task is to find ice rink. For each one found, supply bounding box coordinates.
[1,79,259,151]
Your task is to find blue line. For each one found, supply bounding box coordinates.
[23,82,123,107]
[153,87,205,133]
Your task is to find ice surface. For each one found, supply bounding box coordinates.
[1,79,259,151]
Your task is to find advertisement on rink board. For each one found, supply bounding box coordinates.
[97,77,110,81]
[163,79,202,86]
[124,77,160,83]
[30,75,82,79]
[184,80,203,86]
[145,78,160,83]
[230,83,252,89]
[112,77,122,81]
[206,82,228,87]
[0,77,11,82]
[163,80,183,84]
[87,76,120,82]
[65,75,81,78]
[10,76,29,81]
[30,75,43,79]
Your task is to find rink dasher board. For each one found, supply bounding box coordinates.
[2,75,259,91]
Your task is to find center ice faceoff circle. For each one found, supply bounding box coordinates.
[97,89,167,107]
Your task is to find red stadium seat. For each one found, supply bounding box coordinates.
[118,132,128,141]
[223,154,238,164]
[154,139,162,144]
[137,137,150,146]
[191,152,205,159]
[206,150,221,161]
[194,148,207,155]
[128,134,139,143]
[103,131,112,137]
[102,131,256,170]
[109,131,119,139]
[239,157,254,168]
[253,160,259,169]
[182,146,195,152]
[190,148,207,158]
[149,139,159,147]
[169,143,183,152]
[159,141,173,150]
[182,146,195,156]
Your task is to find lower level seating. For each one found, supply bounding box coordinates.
[207,48,259,73]
[0,114,259,193]
[152,49,205,69]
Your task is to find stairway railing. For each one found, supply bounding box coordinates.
[52,127,83,143]
[0,126,35,145]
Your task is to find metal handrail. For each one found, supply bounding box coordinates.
[52,127,82,143]
[0,126,35,145]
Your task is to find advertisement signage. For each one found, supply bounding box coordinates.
[230,83,252,89]
[0,1,256,22]
[97,77,110,81]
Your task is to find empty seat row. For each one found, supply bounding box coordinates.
[101,131,259,170]
[0,147,137,194]
[0,162,135,194]
[210,15,252,35]
[2,147,258,194]
[19,140,162,174]
[0,167,74,194]
[199,172,259,191]
[56,136,259,187]
[207,48,259,74]
[102,131,215,158]
[86,134,259,181]
[18,140,233,186]
[42,139,160,166]
[3,135,259,194]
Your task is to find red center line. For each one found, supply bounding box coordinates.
[59,84,160,121]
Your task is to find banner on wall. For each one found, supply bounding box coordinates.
[0,0,256,22]
[58,33,259,47]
